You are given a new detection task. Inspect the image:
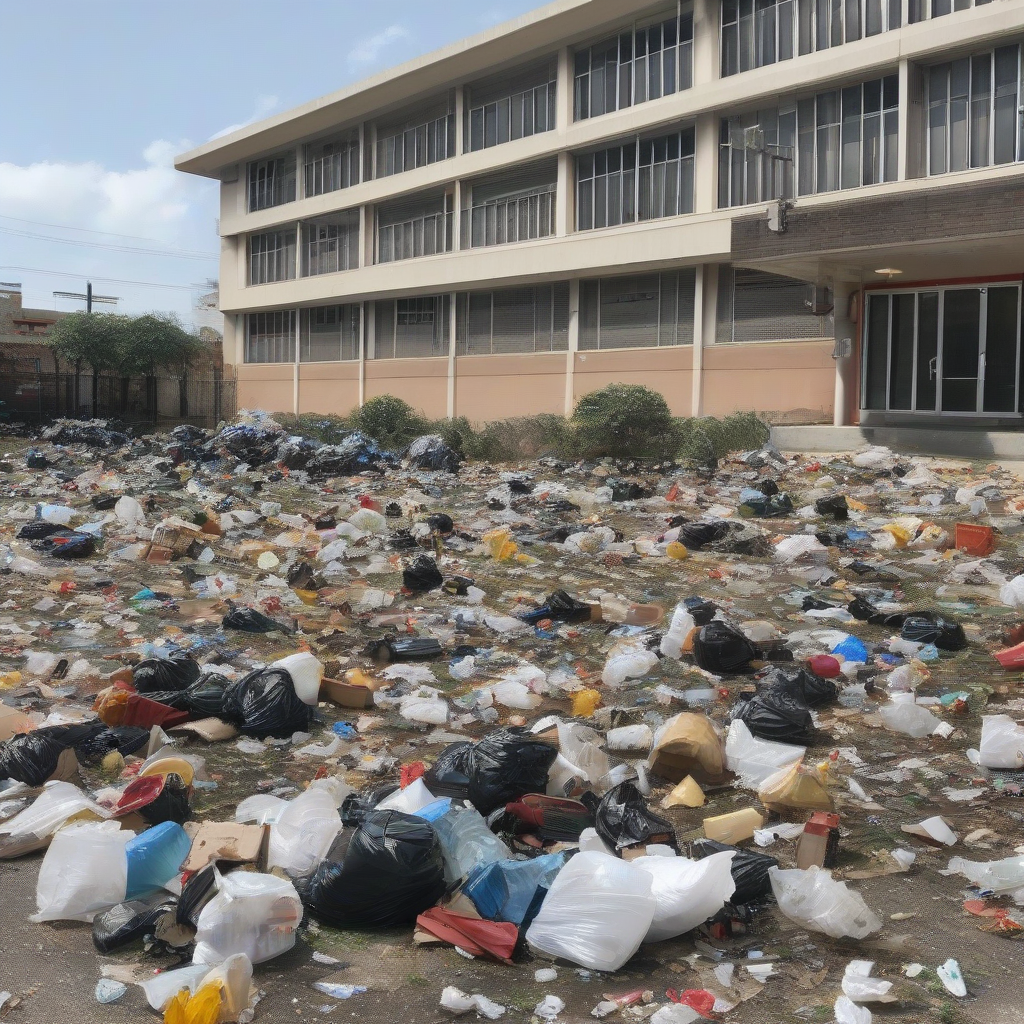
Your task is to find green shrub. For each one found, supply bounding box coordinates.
[351,395,427,449]
[677,412,770,466]
[276,412,353,445]
[568,384,680,460]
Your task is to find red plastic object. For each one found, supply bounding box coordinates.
[415,908,518,963]
[808,654,842,678]
[114,774,167,816]
[804,811,841,836]
[994,642,1024,670]
[120,694,189,729]
[955,523,995,556]
[400,761,426,788]
[666,989,716,1016]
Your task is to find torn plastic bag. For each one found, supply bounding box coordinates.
[684,597,718,626]
[268,786,343,876]
[0,722,104,786]
[815,495,850,520]
[212,422,281,465]
[364,635,444,663]
[74,725,150,765]
[403,554,443,593]
[609,479,649,502]
[847,597,907,629]
[276,435,321,469]
[33,532,96,559]
[757,666,838,709]
[92,890,179,952]
[692,621,757,674]
[431,802,511,885]
[467,727,558,814]
[900,612,967,651]
[738,491,793,518]
[678,521,732,550]
[633,851,736,941]
[221,667,313,739]
[730,687,814,746]
[406,434,463,473]
[648,713,725,784]
[594,781,678,853]
[193,869,303,965]
[176,865,217,929]
[222,605,293,634]
[724,720,805,788]
[691,839,778,905]
[758,762,834,814]
[304,810,446,927]
[305,431,396,477]
[769,865,882,939]
[424,742,473,799]
[464,852,567,925]
[132,652,202,694]
[525,851,657,972]
[521,590,592,625]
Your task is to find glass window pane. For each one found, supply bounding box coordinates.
[916,292,939,411]
[970,53,992,168]
[865,294,889,409]
[942,289,981,412]
[846,0,862,42]
[841,86,862,189]
[993,45,1019,165]
[889,293,915,409]
[950,59,969,172]
[865,0,883,34]
[985,287,1020,412]
[779,0,794,60]
[929,66,949,175]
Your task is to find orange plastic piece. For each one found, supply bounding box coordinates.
[571,688,602,717]
[955,523,995,556]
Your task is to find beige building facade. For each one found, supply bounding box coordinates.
[177,0,1024,427]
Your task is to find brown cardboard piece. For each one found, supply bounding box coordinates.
[321,676,376,709]
[0,704,34,742]
[170,717,240,742]
[183,821,269,872]
[648,712,725,783]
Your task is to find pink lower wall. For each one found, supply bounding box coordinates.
[574,347,695,417]
[236,364,293,415]
[454,352,567,420]
[297,362,360,416]
[365,358,448,419]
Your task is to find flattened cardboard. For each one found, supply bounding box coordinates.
[0,704,34,742]
[183,820,269,872]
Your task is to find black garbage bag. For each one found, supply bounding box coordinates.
[287,560,317,590]
[212,422,281,466]
[26,450,48,469]
[467,728,558,815]
[684,596,718,626]
[406,435,462,473]
[221,667,312,739]
[17,521,64,540]
[176,865,217,928]
[802,596,838,612]
[305,810,446,927]
[594,781,678,853]
[43,420,130,448]
[691,839,778,904]
[521,590,592,626]
[339,787,397,828]
[133,652,202,694]
[0,722,106,786]
[222,605,293,634]
[424,742,473,799]
[757,665,838,709]
[389,529,419,551]
[33,532,96,559]
[609,479,649,502]
[306,432,396,478]
[731,688,814,746]
[757,478,780,497]
[92,891,179,953]
[276,435,322,469]
[425,513,454,534]
[364,635,444,662]
[183,674,232,718]
[739,492,793,518]
[678,521,732,550]
[901,611,967,651]
[75,725,151,765]
[847,596,907,629]
[815,494,850,521]
[692,621,757,674]
[139,772,192,826]
[403,554,443,593]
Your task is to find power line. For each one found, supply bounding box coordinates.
[0,226,217,260]
[0,265,203,291]
[0,212,218,253]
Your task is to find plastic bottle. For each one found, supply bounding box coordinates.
[702,807,764,843]
[660,604,696,660]
[124,821,192,899]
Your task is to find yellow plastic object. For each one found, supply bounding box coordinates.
[101,750,125,777]
[571,688,602,718]
[344,667,375,688]
[141,757,196,787]
[880,523,913,547]
[758,762,834,814]
[482,528,518,561]
[93,688,130,727]
[665,542,688,560]
[293,588,319,605]
[163,982,222,1024]
[661,775,705,809]
[0,671,22,689]
[702,807,764,844]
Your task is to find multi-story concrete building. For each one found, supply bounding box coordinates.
[176,0,1024,427]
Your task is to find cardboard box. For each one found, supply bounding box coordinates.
[648,713,725,783]
[183,820,269,872]
[321,676,375,709]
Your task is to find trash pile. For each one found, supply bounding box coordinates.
[1,417,1024,1022]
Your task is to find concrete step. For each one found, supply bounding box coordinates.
[772,424,1024,459]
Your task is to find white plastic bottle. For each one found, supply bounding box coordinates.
[660,604,695,660]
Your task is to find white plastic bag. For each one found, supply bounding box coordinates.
[879,698,941,738]
[491,680,542,711]
[633,851,736,941]
[606,725,654,751]
[835,996,872,1024]
[267,786,342,875]
[944,854,1024,899]
[272,652,323,706]
[376,777,437,816]
[399,690,450,726]
[0,781,109,839]
[979,715,1024,769]
[774,535,827,562]
[769,866,882,939]
[725,720,804,788]
[526,851,657,971]
[439,986,506,1019]
[841,961,893,1003]
[1000,574,1024,610]
[31,820,132,923]
[432,803,511,885]
[193,869,303,965]
[650,1006,702,1024]
[601,643,658,688]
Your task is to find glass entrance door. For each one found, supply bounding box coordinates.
[863,284,1021,415]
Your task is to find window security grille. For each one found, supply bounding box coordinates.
[719,75,898,206]
[455,284,570,355]
[465,59,558,152]
[376,193,454,264]
[910,0,995,23]
[374,97,456,178]
[578,271,696,350]
[716,268,834,343]
[927,44,1024,174]
[462,162,558,248]
[574,5,694,122]
[373,296,451,358]
[577,129,695,230]
[304,131,360,197]
[299,305,360,362]
[245,311,295,363]
[249,230,297,285]
[302,214,360,277]
[247,155,297,212]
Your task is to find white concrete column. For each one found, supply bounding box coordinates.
[453,180,463,251]
[556,152,573,236]
[831,280,858,426]
[447,293,457,418]
[901,0,910,27]
[897,58,910,182]
[361,205,375,268]
[295,220,303,280]
[295,146,304,200]
[293,307,301,414]
[694,112,719,215]
[556,46,573,132]
[222,313,238,368]
[691,265,705,418]
[358,122,366,184]
[702,264,719,350]
[692,0,720,88]
[454,86,465,155]
[361,300,373,407]
[565,279,580,415]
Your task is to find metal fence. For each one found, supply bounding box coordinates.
[0,370,236,428]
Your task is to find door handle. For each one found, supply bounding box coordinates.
[929,356,938,381]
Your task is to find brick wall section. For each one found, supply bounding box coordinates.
[731,178,1024,262]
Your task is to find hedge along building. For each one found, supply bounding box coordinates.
[176,0,1024,428]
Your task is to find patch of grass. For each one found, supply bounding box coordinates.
[811,1006,832,1022]
[938,1001,961,1024]
[405,973,429,986]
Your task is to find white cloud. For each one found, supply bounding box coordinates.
[209,94,281,140]
[347,24,410,69]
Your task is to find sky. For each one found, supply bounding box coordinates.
[0,0,545,326]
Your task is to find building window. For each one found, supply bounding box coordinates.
[577,128,695,231]
[374,97,455,178]
[248,230,297,285]
[303,131,360,197]
[373,296,451,358]
[719,75,898,206]
[465,60,557,152]
[376,192,454,264]
[302,213,360,277]
[456,284,570,355]
[462,161,558,249]
[573,6,693,122]
[716,268,834,343]
[578,270,695,350]
[247,154,297,212]
[299,305,360,362]
[910,0,995,23]
[928,45,1023,174]
[244,311,295,363]
[722,0,901,77]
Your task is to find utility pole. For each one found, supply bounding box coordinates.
[87,281,92,313]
